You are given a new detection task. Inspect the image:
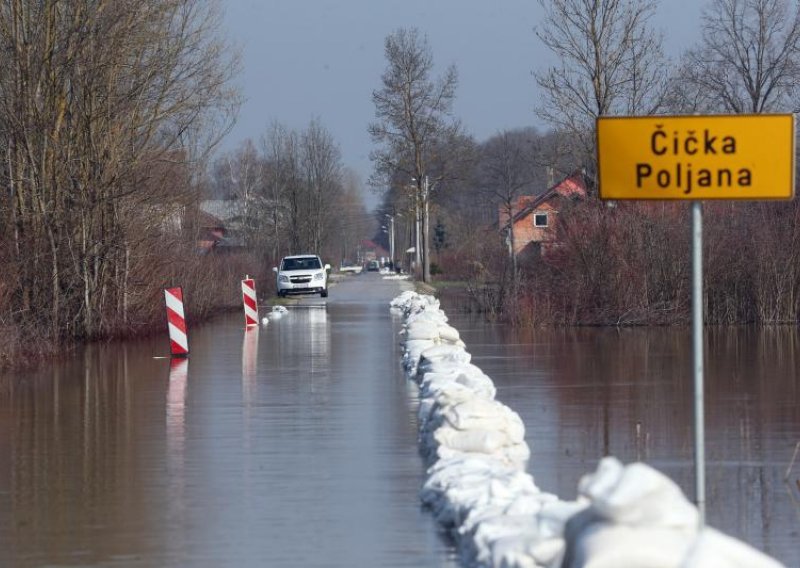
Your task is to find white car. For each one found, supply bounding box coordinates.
[273,255,331,298]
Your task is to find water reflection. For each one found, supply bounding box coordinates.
[442,308,800,566]
[0,343,168,566]
[166,357,188,560]
[242,327,258,405]
[167,358,188,452]
[308,307,331,392]
[0,305,457,567]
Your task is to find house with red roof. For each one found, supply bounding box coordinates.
[498,171,587,258]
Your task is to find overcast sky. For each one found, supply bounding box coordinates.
[220,0,704,208]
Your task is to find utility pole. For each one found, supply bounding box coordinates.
[384,213,396,270]
[422,175,430,282]
[413,182,421,273]
[390,215,395,270]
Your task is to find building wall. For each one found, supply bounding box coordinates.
[500,173,587,256]
[509,202,558,255]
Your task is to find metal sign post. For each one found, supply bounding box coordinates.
[691,202,705,525]
[596,113,795,524]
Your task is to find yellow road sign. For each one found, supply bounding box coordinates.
[596,114,795,200]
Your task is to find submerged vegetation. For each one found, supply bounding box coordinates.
[0,1,370,366]
[373,0,800,327]
[3,0,800,367]
[438,200,800,326]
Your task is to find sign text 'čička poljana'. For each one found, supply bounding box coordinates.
[597,115,795,200]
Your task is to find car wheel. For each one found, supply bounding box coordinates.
[320,289,328,298]
[278,291,286,298]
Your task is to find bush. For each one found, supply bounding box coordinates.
[500,199,800,326]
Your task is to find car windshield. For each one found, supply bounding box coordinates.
[282,257,322,271]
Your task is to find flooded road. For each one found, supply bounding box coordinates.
[2,275,798,567]
[443,308,800,567]
[0,274,458,567]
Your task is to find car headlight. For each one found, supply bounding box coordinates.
[313,272,324,280]
[278,274,289,282]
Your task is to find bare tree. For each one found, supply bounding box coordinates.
[0,0,239,341]
[302,118,343,254]
[333,169,375,265]
[215,140,265,248]
[478,128,543,276]
[260,123,292,261]
[369,27,464,282]
[678,0,800,114]
[535,0,668,170]
[215,120,346,259]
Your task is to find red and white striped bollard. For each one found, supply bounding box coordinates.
[242,276,258,327]
[164,286,189,357]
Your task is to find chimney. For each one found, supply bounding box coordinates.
[546,166,555,188]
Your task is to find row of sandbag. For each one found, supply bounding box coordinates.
[390,291,783,568]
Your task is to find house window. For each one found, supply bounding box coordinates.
[534,213,548,227]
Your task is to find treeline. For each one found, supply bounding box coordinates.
[0,1,367,366]
[448,199,800,326]
[0,0,247,363]
[206,121,373,267]
[371,0,800,326]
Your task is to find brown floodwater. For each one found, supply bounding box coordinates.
[0,275,458,567]
[442,305,800,567]
[1,275,798,567]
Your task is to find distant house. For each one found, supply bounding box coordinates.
[498,171,587,258]
[195,210,226,253]
[197,200,246,253]
[200,200,243,230]
[358,239,389,264]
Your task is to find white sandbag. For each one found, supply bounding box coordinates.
[442,398,526,443]
[563,523,694,568]
[403,338,436,376]
[579,457,699,529]
[433,426,518,455]
[433,440,530,468]
[424,404,529,465]
[418,383,478,433]
[537,499,589,540]
[422,456,540,528]
[389,290,418,308]
[421,367,497,401]
[437,323,461,343]
[417,344,472,375]
[419,370,460,396]
[406,304,446,325]
[428,380,480,407]
[421,363,492,386]
[681,527,785,568]
[407,310,447,327]
[404,338,436,354]
[493,534,565,568]
[453,370,497,400]
[423,455,514,493]
[462,497,542,538]
[405,321,440,340]
[476,500,586,568]
[470,515,543,566]
[420,385,500,451]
